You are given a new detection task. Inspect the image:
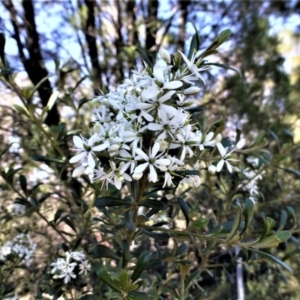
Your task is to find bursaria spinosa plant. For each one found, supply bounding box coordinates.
[0,27,295,300]
[66,29,293,299]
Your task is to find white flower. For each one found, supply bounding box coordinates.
[178,50,207,84]
[215,142,238,173]
[134,142,170,182]
[153,63,183,90]
[196,131,215,151]
[137,90,178,116]
[79,260,91,275]
[101,161,132,190]
[69,135,109,169]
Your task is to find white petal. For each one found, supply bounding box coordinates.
[183,86,200,95]
[160,104,178,116]
[148,123,164,131]
[136,103,153,110]
[135,148,149,161]
[163,81,183,89]
[216,159,224,172]
[69,152,86,163]
[134,162,149,174]
[225,161,233,173]
[178,50,191,67]
[92,143,109,152]
[88,152,96,169]
[208,165,217,174]
[205,132,214,142]
[151,142,161,158]
[216,142,227,157]
[72,166,86,177]
[155,158,171,166]
[153,64,165,83]
[141,110,154,121]
[141,86,159,100]
[73,136,84,149]
[158,90,176,103]
[148,165,158,182]
[132,172,143,180]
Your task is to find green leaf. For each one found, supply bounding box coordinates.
[140,228,170,241]
[60,216,77,233]
[78,97,90,109]
[136,47,153,68]
[187,23,201,59]
[131,251,150,282]
[13,104,30,117]
[120,269,129,292]
[257,217,275,243]
[38,193,52,205]
[250,248,293,275]
[177,197,190,228]
[205,29,232,52]
[225,203,242,242]
[204,62,241,76]
[53,209,64,224]
[30,154,65,164]
[128,291,148,300]
[28,76,51,100]
[185,269,201,289]
[19,175,27,193]
[251,130,266,147]
[280,168,300,179]
[96,268,122,292]
[193,218,209,229]
[138,199,166,210]
[268,129,280,150]
[91,244,120,260]
[0,33,6,64]
[94,197,132,208]
[240,198,254,236]
[0,143,15,158]
[286,206,297,226]
[124,210,136,231]
[278,210,288,231]
[176,242,188,256]
[122,239,130,268]
[6,167,23,184]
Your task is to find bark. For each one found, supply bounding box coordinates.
[4,0,60,126]
[178,0,191,52]
[83,0,102,94]
[145,0,159,50]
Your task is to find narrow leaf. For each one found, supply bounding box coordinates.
[94,197,131,208]
[240,198,254,236]
[204,62,241,76]
[131,251,150,282]
[177,197,190,228]
[96,268,122,292]
[225,204,242,242]
[91,244,120,260]
[250,248,293,275]
[138,199,166,210]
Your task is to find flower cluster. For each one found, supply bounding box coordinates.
[51,250,91,284]
[70,48,238,189]
[0,233,36,266]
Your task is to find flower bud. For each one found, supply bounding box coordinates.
[159,48,171,64]
[183,86,201,95]
[208,165,217,174]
